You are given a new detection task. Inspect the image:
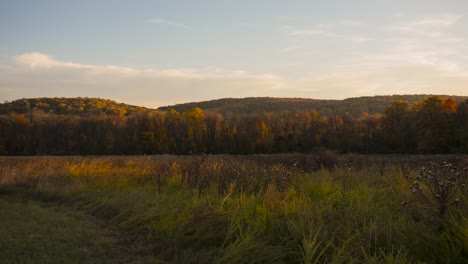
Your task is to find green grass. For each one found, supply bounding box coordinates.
[0,155,466,263]
[0,192,152,264]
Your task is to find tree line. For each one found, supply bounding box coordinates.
[0,96,466,155]
[159,94,467,117]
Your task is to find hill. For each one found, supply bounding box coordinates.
[1,95,466,118]
[0,95,466,155]
[159,95,467,117]
[0,97,151,116]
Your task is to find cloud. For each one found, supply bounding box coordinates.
[291,22,468,98]
[387,13,463,37]
[235,22,263,29]
[340,20,364,27]
[1,53,285,107]
[293,60,468,98]
[15,53,139,76]
[2,35,468,108]
[280,22,370,43]
[15,52,98,70]
[380,13,468,77]
[275,12,468,98]
[280,24,335,37]
[146,18,189,29]
[280,45,300,53]
[288,28,335,37]
[407,14,463,27]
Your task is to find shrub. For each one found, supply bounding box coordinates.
[404,158,467,224]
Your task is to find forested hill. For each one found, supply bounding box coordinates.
[159,95,467,117]
[2,95,466,117]
[0,95,467,155]
[0,97,151,116]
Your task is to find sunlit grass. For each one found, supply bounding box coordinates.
[0,194,129,264]
[0,155,466,263]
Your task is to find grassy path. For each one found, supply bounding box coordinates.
[0,191,152,264]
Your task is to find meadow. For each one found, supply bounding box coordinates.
[0,153,466,263]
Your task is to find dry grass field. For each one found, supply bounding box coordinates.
[0,154,466,263]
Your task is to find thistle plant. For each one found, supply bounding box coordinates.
[377,158,388,177]
[405,159,467,221]
[400,163,414,180]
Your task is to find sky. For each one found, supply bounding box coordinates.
[0,0,467,108]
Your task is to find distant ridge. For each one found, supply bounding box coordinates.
[1,94,466,155]
[0,97,150,116]
[1,95,466,117]
[158,94,467,117]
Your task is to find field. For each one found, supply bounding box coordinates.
[0,154,467,264]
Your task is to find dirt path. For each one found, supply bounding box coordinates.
[0,191,156,264]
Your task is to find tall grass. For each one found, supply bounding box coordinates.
[0,154,466,263]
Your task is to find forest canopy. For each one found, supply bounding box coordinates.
[0,95,466,155]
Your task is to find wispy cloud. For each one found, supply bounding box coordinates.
[280,25,370,43]
[379,13,468,76]
[15,52,139,76]
[279,16,369,44]
[235,22,264,28]
[273,13,468,98]
[276,16,365,27]
[294,60,468,98]
[280,45,300,53]
[387,13,463,37]
[1,53,285,107]
[291,14,468,98]
[285,27,335,37]
[407,14,463,27]
[340,20,365,27]
[146,18,189,29]
[280,24,335,37]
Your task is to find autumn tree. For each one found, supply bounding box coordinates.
[183,107,206,153]
[381,100,413,153]
[414,96,456,153]
[452,99,468,152]
[0,96,465,155]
